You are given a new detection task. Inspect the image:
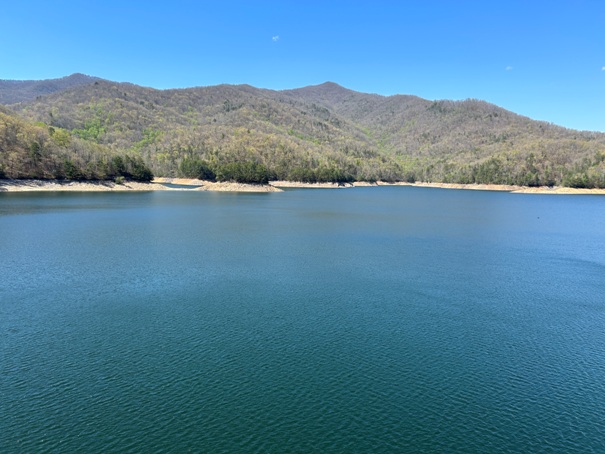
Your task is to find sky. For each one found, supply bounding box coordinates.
[1,0,604,131]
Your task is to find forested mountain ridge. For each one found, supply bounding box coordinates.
[0,73,101,104]
[282,83,605,186]
[2,76,605,187]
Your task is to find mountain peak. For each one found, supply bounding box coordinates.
[317,81,345,89]
[280,81,362,102]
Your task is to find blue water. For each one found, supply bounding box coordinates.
[1,187,604,453]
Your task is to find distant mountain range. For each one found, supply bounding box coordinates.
[1,74,604,187]
[0,73,101,104]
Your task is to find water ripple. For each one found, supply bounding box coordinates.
[2,189,605,452]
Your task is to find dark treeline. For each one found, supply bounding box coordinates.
[2,76,605,187]
[178,156,356,184]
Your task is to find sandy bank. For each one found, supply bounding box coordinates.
[270,180,605,194]
[270,180,357,189]
[153,178,282,192]
[1,178,603,195]
[391,182,605,195]
[392,182,523,192]
[0,179,168,192]
[0,178,282,193]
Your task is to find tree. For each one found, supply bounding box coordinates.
[178,157,215,181]
[215,162,270,184]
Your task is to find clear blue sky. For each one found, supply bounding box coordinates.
[1,0,604,131]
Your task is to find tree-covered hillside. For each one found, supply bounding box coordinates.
[0,105,152,181]
[11,80,398,183]
[3,77,605,187]
[282,83,605,187]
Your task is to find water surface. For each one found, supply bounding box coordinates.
[1,187,604,452]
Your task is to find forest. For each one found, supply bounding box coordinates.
[1,74,604,187]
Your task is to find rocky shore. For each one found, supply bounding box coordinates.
[389,182,605,195]
[1,178,603,195]
[0,178,282,192]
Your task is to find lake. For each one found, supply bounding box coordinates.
[1,186,604,453]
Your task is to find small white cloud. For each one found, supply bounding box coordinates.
[272,35,280,42]
[602,66,605,71]
[506,66,513,71]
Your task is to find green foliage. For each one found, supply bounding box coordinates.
[50,127,71,146]
[563,171,605,189]
[132,128,162,152]
[108,155,154,181]
[288,167,320,183]
[63,159,82,180]
[126,155,154,181]
[72,117,106,142]
[110,156,126,176]
[284,165,355,183]
[315,166,354,183]
[29,141,41,158]
[0,110,153,182]
[215,162,270,184]
[178,157,216,181]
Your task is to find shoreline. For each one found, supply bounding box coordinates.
[273,180,605,195]
[154,178,282,192]
[0,178,282,193]
[1,178,604,195]
[387,181,605,195]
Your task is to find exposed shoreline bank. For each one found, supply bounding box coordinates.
[272,180,605,194]
[1,178,604,195]
[0,178,282,193]
[385,182,605,195]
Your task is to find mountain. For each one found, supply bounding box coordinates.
[0,73,101,104]
[2,76,605,187]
